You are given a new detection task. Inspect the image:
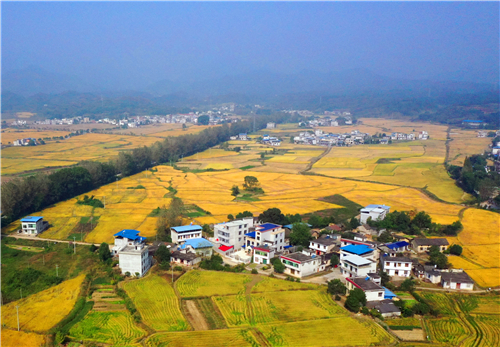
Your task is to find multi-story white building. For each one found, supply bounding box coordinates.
[113,230,151,277]
[20,216,47,235]
[340,244,376,261]
[171,225,202,243]
[245,223,285,251]
[359,204,390,224]
[253,245,275,265]
[309,237,338,256]
[381,256,413,277]
[215,218,254,251]
[280,251,321,278]
[340,254,377,278]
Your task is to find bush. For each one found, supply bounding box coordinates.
[370,308,382,319]
[334,295,341,301]
[89,244,97,252]
[449,244,463,256]
[251,269,258,274]
[174,266,183,272]
[327,279,347,296]
[361,306,369,315]
[344,296,361,313]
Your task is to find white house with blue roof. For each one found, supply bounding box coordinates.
[180,238,214,257]
[360,204,390,224]
[340,244,376,261]
[113,230,151,277]
[20,216,47,235]
[171,224,202,244]
[215,218,254,252]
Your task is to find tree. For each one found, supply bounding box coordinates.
[399,277,416,292]
[234,146,241,153]
[202,224,212,237]
[349,288,367,306]
[411,211,432,229]
[449,244,463,256]
[377,230,393,243]
[379,271,390,286]
[99,242,111,262]
[156,205,171,242]
[236,211,253,219]
[231,185,240,197]
[243,176,260,190]
[227,214,235,221]
[289,223,312,247]
[271,258,285,273]
[430,250,449,269]
[330,254,339,267]
[345,295,361,312]
[155,245,171,264]
[166,198,184,228]
[349,217,360,230]
[327,279,346,296]
[197,115,209,125]
[258,208,287,225]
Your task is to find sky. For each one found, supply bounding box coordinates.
[2,1,499,90]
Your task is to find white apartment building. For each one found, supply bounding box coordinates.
[340,254,377,278]
[280,251,321,278]
[215,218,254,250]
[113,230,151,277]
[20,216,47,235]
[381,256,413,277]
[359,204,390,224]
[171,225,203,243]
[245,223,285,252]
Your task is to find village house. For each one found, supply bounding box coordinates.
[215,218,254,251]
[340,244,376,261]
[239,133,248,140]
[170,250,201,266]
[309,237,338,256]
[171,225,203,243]
[346,277,385,302]
[412,238,449,252]
[245,223,285,252]
[385,241,410,254]
[381,256,413,277]
[440,270,474,290]
[253,245,275,265]
[20,216,48,235]
[368,300,401,318]
[359,204,390,224]
[424,266,442,284]
[266,122,276,129]
[280,251,322,278]
[340,254,377,278]
[113,230,151,277]
[179,238,213,257]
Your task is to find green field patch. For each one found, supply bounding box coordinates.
[373,164,398,176]
[308,194,363,222]
[5,244,44,253]
[376,158,402,164]
[240,165,256,170]
[234,193,261,202]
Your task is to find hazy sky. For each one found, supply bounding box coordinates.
[2,1,499,89]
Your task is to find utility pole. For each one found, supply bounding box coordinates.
[56,264,59,277]
[43,254,45,265]
[73,236,76,254]
[172,266,174,283]
[16,306,20,331]
[20,288,22,299]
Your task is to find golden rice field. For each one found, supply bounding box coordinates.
[176,270,251,298]
[425,317,470,345]
[445,208,500,288]
[123,274,190,331]
[1,274,85,332]
[258,317,395,347]
[0,329,46,347]
[448,128,492,166]
[145,329,259,347]
[250,276,319,292]
[68,311,146,345]
[1,129,71,144]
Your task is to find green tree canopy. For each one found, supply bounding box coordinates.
[327,279,346,296]
[155,245,171,264]
[289,223,312,247]
[258,208,287,225]
[98,242,111,262]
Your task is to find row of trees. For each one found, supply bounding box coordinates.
[2,113,293,226]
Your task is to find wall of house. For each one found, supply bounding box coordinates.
[383,262,412,277]
[254,250,274,264]
[341,261,377,278]
[21,220,44,234]
[172,231,202,243]
[119,248,151,277]
[442,281,473,290]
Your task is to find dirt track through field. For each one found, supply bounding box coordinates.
[185,300,209,330]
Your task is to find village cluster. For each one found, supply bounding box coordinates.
[293,129,429,146]
[20,201,475,318]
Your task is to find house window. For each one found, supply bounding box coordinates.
[405,263,409,267]
[386,262,390,267]
[397,263,401,267]
[239,231,242,235]
[378,292,383,297]
[239,225,242,229]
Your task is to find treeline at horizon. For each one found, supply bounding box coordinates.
[1,113,293,226]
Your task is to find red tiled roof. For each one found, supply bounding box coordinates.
[219,245,234,252]
[254,246,270,252]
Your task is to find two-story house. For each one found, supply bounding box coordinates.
[340,244,376,261]
[359,204,390,224]
[381,256,413,277]
[113,229,151,277]
[340,254,377,278]
[245,223,285,252]
[346,277,385,302]
[171,225,203,243]
[215,218,254,250]
[179,238,214,257]
[253,245,275,265]
[20,216,48,235]
[309,237,338,256]
[280,251,321,278]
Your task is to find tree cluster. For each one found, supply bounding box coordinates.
[344,288,367,313]
[428,245,449,269]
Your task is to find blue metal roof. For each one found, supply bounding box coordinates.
[245,231,256,238]
[20,216,43,222]
[256,223,281,232]
[171,225,202,233]
[463,120,483,123]
[113,229,145,241]
[383,287,397,299]
[364,204,390,210]
[283,223,312,229]
[386,241,409,250]
[180,238,213,249]
[340,244,373,255]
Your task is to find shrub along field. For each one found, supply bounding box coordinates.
[123,274,189,331]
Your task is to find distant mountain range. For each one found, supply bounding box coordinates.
[2,66,498,98]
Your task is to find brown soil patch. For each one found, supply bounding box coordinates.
[184,300,209,330]
[391,329,425,341]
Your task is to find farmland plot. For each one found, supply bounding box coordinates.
[1,274,85,332]
[123,274,189,331]
[251,276,318,292]
[0,329,45,347]
[425,317,470,345]
[69,311,146,345]
[176,271,251,298]
[145,329,258,347]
